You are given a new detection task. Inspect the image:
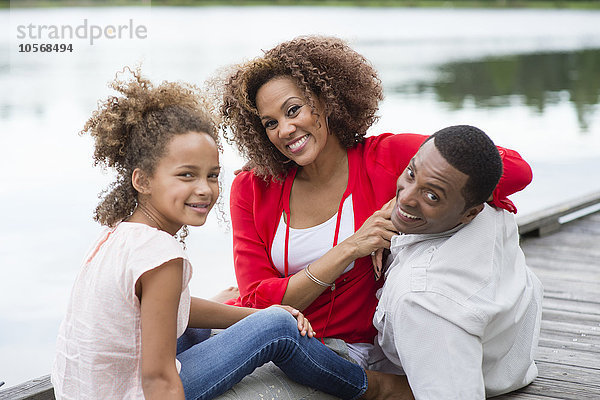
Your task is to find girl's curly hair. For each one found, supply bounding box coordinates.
[82,67,221,228]
[221,35,383,179]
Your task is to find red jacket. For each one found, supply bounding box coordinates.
[228,133,532,344]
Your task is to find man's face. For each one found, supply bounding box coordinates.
[391,139,482,234]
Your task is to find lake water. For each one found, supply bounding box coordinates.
[1,5,600,388]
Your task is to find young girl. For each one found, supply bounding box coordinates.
[51,69,410,400]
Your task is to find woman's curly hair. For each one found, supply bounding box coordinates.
[221,35,383,179]
[82,67,221,228]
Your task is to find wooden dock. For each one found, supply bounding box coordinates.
[494,193,600,399]
[1,193,599,400]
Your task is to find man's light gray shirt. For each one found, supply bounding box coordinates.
[373,205,543,399]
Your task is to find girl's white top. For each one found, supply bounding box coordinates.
[51,222,192,400]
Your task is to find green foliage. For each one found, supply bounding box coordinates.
[404,50,600,131]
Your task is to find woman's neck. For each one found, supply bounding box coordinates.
[296,136,348,186]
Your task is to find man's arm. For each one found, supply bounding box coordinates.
[390,294,485,399]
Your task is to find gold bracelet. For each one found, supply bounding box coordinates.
[304,264,335,291]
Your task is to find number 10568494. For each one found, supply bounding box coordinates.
[18,43,74,53]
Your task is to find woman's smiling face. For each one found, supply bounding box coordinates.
[255,76,332,167]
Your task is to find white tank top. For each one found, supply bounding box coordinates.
[271,194,373,367]
[271,195,355,276]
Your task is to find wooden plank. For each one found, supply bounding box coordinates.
[0,375,54,400]
[517,191,600,236]
[524,245,600,264]
[518,209,600,400]
[523,243,600,263]
[521,277,600,304]
[541,291,600,306]
[538,338,599,356]
[523,242,600,261]
[535,361,600,386]
[541,297,600,315]
[542,306,600,324]
[495,362,600,398]
[494,393,564,399]
[495,379,600,399]
[540,320,600,345]
[509,377,600,399]
[539,330,599,348]
[535,346,600,370]
[527,271,600,292]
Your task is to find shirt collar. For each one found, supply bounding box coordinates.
[391,223,465,252]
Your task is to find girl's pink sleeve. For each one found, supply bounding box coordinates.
[229,172,291,309]
[490,147,533,213]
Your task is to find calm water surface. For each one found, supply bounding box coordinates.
[1,6,599,387]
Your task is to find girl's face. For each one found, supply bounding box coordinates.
[255,76,335,167]
[144,131,220,235]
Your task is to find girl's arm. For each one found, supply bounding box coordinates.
[188,297,314,337]
[188,297,256,329]
[138,258,185,400]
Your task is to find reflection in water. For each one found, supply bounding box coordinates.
[393,49,600,132]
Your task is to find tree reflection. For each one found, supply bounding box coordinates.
[395,49,600,132]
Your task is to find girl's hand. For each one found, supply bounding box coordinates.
[271,305,316,338]
[345,199,398,261]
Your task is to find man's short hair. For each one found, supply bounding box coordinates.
[424,125,503,210]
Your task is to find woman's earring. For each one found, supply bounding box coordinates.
[326,116,332,135]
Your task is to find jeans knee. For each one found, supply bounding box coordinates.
[256,307,298,337]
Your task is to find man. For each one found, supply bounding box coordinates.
[371,125,543,399]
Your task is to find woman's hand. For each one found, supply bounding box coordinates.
[270,305,316,338]
[369,199,397,280]
[280,199,397,311]
[344,199,398,261]
[372,248,384,280]
[373,248,393,281]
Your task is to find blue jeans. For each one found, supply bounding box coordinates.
[176,307,367,400]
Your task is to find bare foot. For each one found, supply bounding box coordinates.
[211,286,240,303]
[362,370,414,400]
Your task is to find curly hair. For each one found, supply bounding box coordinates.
[221,35,383,179]
[82,67,221,228]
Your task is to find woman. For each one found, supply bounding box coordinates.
[221,35,532,370]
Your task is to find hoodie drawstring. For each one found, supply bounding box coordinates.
[283,189,349,341]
